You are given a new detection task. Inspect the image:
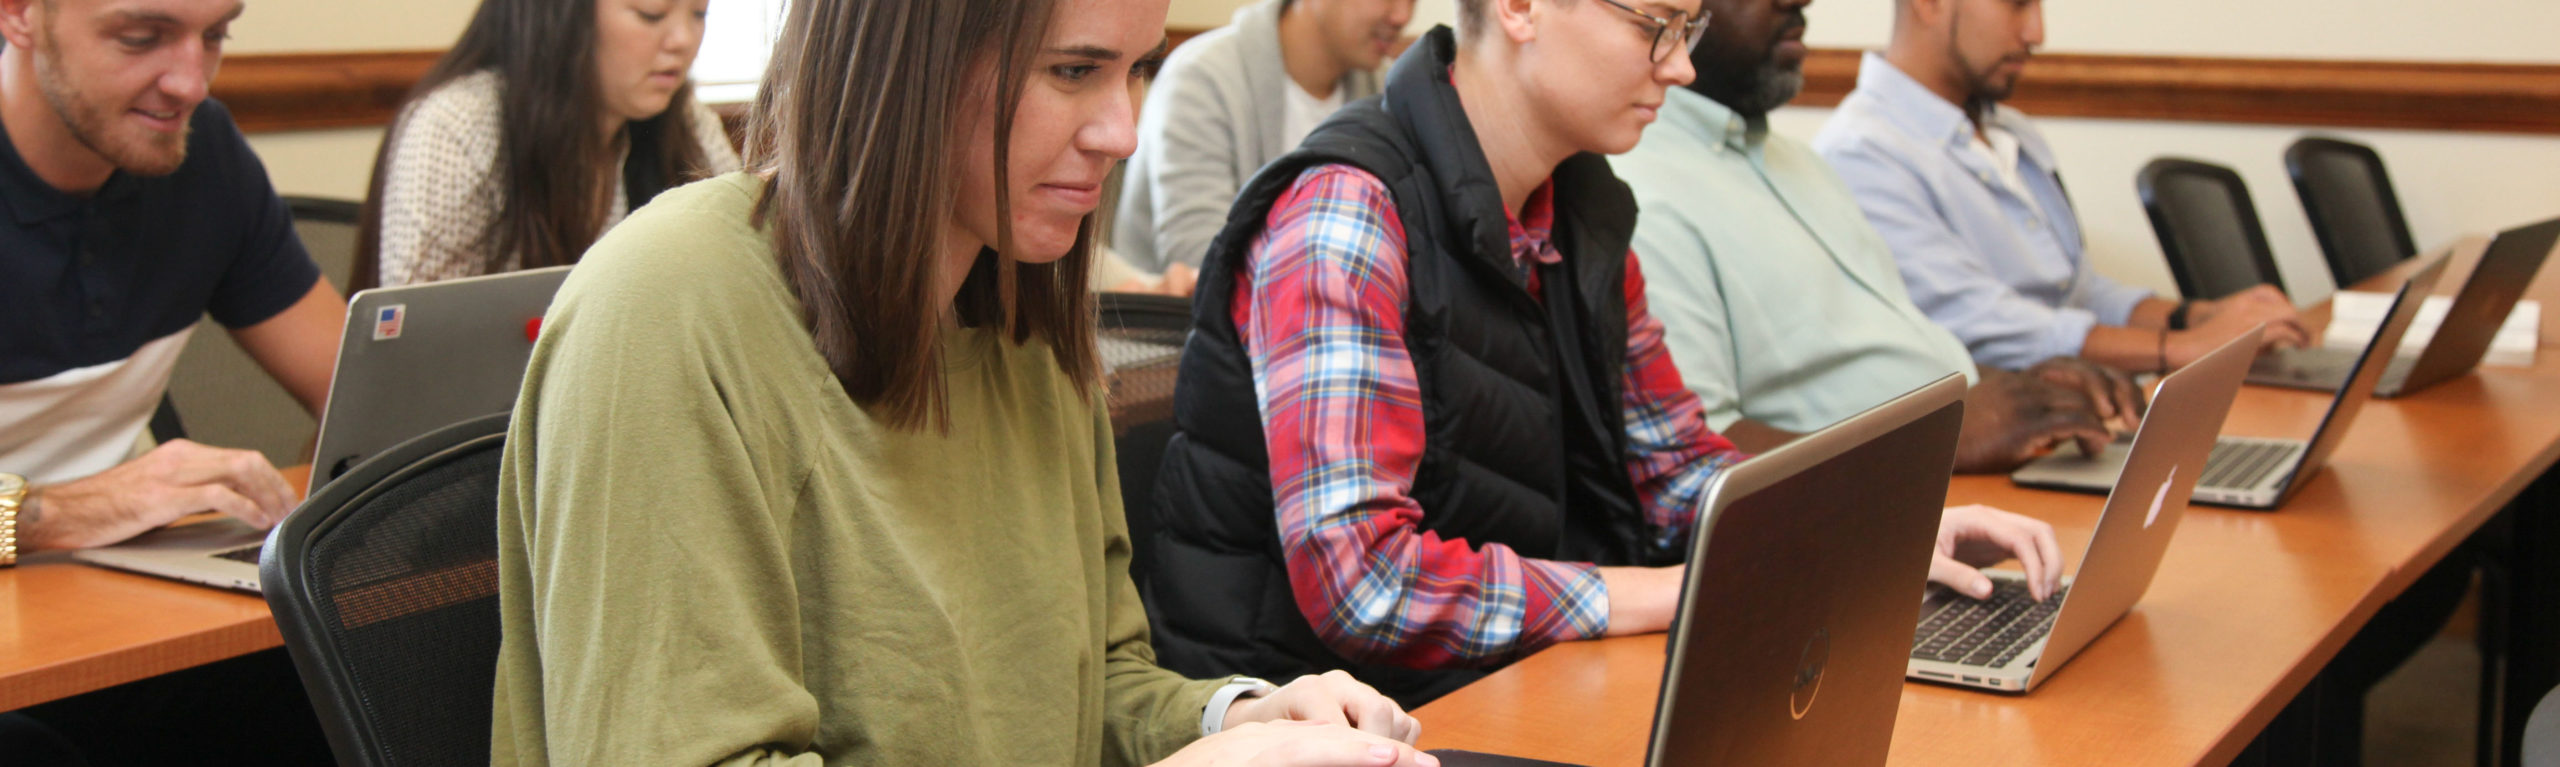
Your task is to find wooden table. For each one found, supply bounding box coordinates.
[1417,236,2560,766]
[0,465,306,711]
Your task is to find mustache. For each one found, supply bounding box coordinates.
[1772,13,1806,42]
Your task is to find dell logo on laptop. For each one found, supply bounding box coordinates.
[1791,628,1830,720]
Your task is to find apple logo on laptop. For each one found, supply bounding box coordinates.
[1791,628,1830,720]
[2145,465,2178,529]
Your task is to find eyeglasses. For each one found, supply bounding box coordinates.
[1593,0,1711,63]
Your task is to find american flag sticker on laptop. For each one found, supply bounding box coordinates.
[372,304,406,341]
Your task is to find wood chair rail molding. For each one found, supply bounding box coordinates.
[212,49,442,133]
[210,38,2560,135]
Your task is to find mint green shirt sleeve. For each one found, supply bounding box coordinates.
[1627,207,1750,432]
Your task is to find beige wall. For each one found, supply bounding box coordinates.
[1789,0,2560,302]
[256,0,2560,296]
[1169,0,2560,303]
[227,0,477,200]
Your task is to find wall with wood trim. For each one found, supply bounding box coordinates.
[1169,0,2560,304]
[224,0,473,200]
[221,0,2560,304]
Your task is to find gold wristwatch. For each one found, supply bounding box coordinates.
[0,473,25,567]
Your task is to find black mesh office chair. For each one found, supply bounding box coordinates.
[260,412,510,767]
[2137,158,2290,300]
[2286,137,2417,290]
[1097,292,1190,593]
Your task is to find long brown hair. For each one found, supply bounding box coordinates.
[348,0,716,290]
[749,0,1099,432]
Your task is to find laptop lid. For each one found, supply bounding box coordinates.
[2390,216,2560,395]
[2020,326,2259,687]
[309,266,571,495]
[2272,256,2448,503]
[1645,374,1966,767]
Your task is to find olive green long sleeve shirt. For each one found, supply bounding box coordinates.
[490,173,1220,766]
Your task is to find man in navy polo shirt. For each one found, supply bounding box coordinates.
[1,0,344,761]
[1,0,342,549]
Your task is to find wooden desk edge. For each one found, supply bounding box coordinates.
[0,465,309,711]
[0,618,285,711]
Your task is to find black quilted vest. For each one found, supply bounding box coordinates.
[1143,27,1670,707]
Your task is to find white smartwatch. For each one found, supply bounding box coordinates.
[1199,676,1278,736]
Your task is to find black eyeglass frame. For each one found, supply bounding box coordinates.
[1592,0,1711,63]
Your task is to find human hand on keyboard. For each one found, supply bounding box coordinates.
[1929,504,2064,602]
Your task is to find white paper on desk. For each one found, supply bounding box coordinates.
[2321,292,2540,367]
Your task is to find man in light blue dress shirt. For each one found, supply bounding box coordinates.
[1810,0,2305,374]
[1616,0,2140,474]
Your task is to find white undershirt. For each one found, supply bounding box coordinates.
[1967,123,2047,221]
[1280,81,1346,151]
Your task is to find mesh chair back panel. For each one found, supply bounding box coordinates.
[1097,295,1189,592]
[2291,141,2415,288]
[2143,160,2285,300]
[304,446,504,767]
[1101,331,1184,434]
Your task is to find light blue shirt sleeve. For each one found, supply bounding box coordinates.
[1822,141,2099,370]
[2070,250,2153,327]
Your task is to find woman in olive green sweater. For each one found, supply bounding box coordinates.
[487,0,1433,764]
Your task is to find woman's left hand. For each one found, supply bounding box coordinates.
[1223,670,1421,744]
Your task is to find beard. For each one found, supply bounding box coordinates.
[1688,15,1809,117]
[1731,64,1806,117]
[31,36,190,177]
[1960,60,2024,118]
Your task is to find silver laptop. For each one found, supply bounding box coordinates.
[2012,256,2446,510]
[1434,375,1967,767]
[70,518,270,592]
[2249,216,2558,396]
[71,267,572,593]
[1911,326,2259,693]
[310,266,571,495]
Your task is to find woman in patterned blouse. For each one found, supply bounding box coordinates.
[352,0,741,289]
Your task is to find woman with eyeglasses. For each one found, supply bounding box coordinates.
[1140,0,1742,708]
[353,0,740,289]
[486,0,1437,764]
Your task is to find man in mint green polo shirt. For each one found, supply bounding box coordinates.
[1613,0,2140,473]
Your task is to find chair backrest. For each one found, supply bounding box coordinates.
[2137,158,2289,300]
[261,413,510,767]
[162,196,364,466]
[286,196,363,291]
[2285,136,2417,289]
[1096,292,1190,592]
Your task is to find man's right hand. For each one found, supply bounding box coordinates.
[1152,720,1440,767]
[1953,368,2115,474]
[2170,285,2310,366]
[20,440,296,551]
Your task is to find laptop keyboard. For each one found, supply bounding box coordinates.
[213,543,264,565]
[2200,440,2304,491]
[1911,580,2071,669]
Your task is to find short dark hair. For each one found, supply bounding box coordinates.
[1453,0,1489,40]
